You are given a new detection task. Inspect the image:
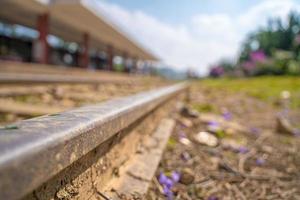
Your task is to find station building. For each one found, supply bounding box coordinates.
[0,0,158,72]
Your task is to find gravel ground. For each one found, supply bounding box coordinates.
[147,83,300,200]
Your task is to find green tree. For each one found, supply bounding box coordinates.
[238,11,300,75]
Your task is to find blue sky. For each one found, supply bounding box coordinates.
[91,0,300,75]
[105,0,261,24]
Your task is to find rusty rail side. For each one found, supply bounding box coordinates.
[0,82,188,200]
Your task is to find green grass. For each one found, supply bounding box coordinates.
[192,103,216,113]
[198,76,300,109]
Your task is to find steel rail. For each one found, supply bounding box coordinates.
[0,82,188,200]
[0,73,134,84]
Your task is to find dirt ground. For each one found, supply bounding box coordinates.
[147,83,300,200]
[0,80,168,125]
[0,61,170,125]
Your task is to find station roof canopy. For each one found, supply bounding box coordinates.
[0,0,158,61]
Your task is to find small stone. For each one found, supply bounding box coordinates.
[179,168,195,185]
[5,113,16,121]
[281,90,290,99]
[227,122,249,133]
[56,188,72,199]
[178,118,193,128]
[62,98,75,107]
[276,115,297,135]
[179,137,191,146]
[180,106,199,118]
[224,127,235,135]
[188,109,200,117]
[193,131,218,147]
[181,151,191,161]
[176,102,185,111]
[53,87,64,97]
[210,157,221,170]
[221,139,241,149]
[42,93,53,103]
[261,145,273,153]
[171,183,186,195]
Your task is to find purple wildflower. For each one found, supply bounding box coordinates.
[165,178,174,188]
[278,108,289,117]
[208,121,219,128]
[256,158,265,166]
[159,173,173,188]
[293,128,300,137]
[208,121,218,126]
[250,50,267,63]
[159,173,168,184]
[162,185,169,193]
[171,171,181,182]
[242,61,256,74]
[222,111,232,121]
[158,172,178,199]
[179,124,186,129]
[295,34,300,44]
[207,196,219,200]
[162,185,173,200]
[207,121,220,132]
[237,146,249,154]
[242,61,255,70]
[178,131,186,139]
[209,66,224,77]
[250,127,261,136]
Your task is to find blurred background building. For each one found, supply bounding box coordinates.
[0,0,159,74]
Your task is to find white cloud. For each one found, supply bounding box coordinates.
[91,0,300,75]
[239,0,300,29]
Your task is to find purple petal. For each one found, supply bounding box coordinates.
[223,112,232,121]
[162,185,169,194]
[208,121,220,132]
[208,121,219,127]
[250,127,260,135]
[293,128,300,137]
[178,131,186,139]
[278,109,289,118]
[158,172,168,185]
[207,196,219,200]
[165,178,174,189]
[163,185,174,200]
[166,190,174,200]
[171,171,181,182]
[250,50,267,62]
[237,146,249,154]
[256,158,265,166]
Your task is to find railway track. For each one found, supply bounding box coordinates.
[0,73,135,85]
[0,82,188,200]
[0,78,169,125]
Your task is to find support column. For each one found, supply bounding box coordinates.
[107,45,114,71]
[132,57,138,73]
[35,13,49,64]
[81,33,90,68]
[123,51,129,73]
